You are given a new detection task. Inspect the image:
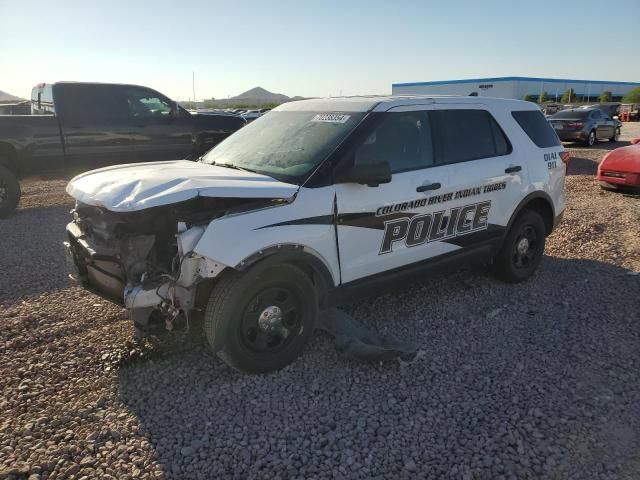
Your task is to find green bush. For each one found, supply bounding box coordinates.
[523,94,536,102]
[599,91,612,102]
[539,91,549,103]
[561,88,577,103]
[622,87,640,103]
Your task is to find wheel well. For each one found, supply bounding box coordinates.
[521,197,554,235]
[234,246,335,309]
[285,259,331,309]
[0,143,18,173]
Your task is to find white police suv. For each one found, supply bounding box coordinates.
[65,95,568,373]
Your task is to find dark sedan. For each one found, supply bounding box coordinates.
[548,108,620,147]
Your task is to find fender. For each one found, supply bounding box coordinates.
[505,190,555,236]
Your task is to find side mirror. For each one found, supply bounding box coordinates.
[631,138,640,145]
[613,115,619,120]
[337,161,391,187]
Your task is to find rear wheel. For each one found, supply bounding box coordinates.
[585,130,596,147]
[204,263,316,373]
[0,165,21,218]
[493,210,546,283]
[609,128,620,142]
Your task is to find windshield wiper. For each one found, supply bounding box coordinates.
[214,162,258,174]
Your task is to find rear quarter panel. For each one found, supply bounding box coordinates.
[498,104,566,222]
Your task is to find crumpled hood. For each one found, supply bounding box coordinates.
[66,160,299,212]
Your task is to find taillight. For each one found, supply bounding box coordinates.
[565,122,583,129]
[560,151,571,169]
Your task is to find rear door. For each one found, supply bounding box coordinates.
[427,105,524,244]
[56,84,135,170]
[334,108,452,283]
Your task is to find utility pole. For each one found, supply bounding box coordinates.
[192,71,196,103]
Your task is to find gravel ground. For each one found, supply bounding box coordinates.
[1,126,639,480]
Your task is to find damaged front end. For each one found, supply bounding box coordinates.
[64,197,278,338]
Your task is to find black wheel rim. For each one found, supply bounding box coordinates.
[512,224,539,270]
[239,286,303,353]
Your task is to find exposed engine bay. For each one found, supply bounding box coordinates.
[64,196,285,337]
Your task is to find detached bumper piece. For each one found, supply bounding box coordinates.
[64,222,126,304]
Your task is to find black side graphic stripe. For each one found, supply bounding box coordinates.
[255,215,334,229]
[256,212,419,231]
[442,224,505,247]
[337,212,418,230]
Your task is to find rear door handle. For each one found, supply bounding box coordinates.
[505,165,522,174]
[416,182,441,192]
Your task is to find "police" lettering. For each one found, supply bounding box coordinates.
[379,201,491,254]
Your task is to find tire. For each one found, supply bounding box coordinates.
[584,130,596,147]
[0,165,21,218]
[493,210,546,283]
[609,128,620,142]
[204,263,317,373]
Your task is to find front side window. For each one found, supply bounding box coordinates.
[124,88,173,118]
[202,111,365,183]
[354,112,433,173]
[430,109,511,164]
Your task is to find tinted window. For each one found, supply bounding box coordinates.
[123,87,173,119]
[55,84,129,121]
[512,110,561,148]
[591,110,602,119]
[355,112,433,173]
[552,109,589,119]
[430,109,511,164]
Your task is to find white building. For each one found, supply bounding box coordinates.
[392,76,640,102]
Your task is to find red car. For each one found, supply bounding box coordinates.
[596,138,640,190]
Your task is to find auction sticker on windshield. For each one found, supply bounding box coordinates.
[311,113,351,123]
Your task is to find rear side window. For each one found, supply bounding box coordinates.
[512,110,561,148]
[430,109,511,165]
[55,84,129,122]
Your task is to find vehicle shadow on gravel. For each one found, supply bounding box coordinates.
[564,140,630,151]
[0,205,70,302]
[566,155,599,176]
[116,256,640,479]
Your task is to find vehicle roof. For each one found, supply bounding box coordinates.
[33,81,164,92]
[274,95,539,113]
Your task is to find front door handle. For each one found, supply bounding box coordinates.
[416,182,441,192]
[505,165,522,174]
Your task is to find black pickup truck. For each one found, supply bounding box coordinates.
[0,82,245,217]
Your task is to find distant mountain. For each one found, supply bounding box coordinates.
[0,90,24,103]
[231,87,291,103]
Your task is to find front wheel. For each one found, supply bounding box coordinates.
[609,128,620,142]
[585,130,596,147]
[493,210,546,283]
[204,263,317,373]
[0,165,21,218]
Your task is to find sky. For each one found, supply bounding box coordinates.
[1,0,639,101]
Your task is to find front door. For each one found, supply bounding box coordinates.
[335,109,451,283]
[121,86,194,162]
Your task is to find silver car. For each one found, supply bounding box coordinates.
[549,108,620,146]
